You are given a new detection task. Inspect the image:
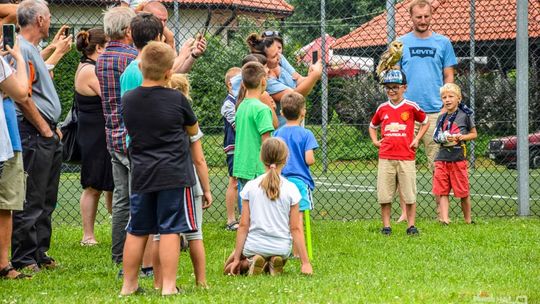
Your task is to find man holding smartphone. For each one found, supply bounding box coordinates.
[8,0,66,273]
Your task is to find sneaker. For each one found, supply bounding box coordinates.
[247,255,266,276]
[381,227,392,235]
[268,256,284,276]
[140,266,154,278]
[406,225,419,236]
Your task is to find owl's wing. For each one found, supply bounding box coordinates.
[376,51,392,76]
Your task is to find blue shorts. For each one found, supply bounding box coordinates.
[127,187,198,235]
[226,154,234,177]
[287,177,313,211]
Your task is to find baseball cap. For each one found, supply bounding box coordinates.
[381,69,407,85]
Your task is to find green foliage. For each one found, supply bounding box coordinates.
[188,34,248,129]
[285,0,386,46]
[53,47,79,120]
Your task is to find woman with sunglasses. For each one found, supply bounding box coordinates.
[261,30,305,86]
[244,32,322,126]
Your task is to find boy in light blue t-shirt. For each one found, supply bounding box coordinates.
[273,92,318,257]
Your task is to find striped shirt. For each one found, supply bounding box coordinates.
[96,41,138,154]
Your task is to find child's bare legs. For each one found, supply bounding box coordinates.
[435,195,442,221]
[405,203,416,227]
[397,188,407,222]
[120,234,148,295]
[439,195,450,224]
[105,191,113,214]
[142,236,153,272]
[159,234,180,295]
[381,203,391,227]
[226,177,238,224]
[292,212,305,257]
[461,196,472,223]
[152,239,162,289]
[188,240,207,286]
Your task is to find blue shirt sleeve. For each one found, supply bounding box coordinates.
[280,55,296,75]
[443,39,458,68]
[305,130,319,151]
[231,75,242,98]
[266,77,291,95]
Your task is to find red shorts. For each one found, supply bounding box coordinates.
[432,160,470,198]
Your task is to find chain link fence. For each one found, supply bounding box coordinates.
[37,0,539,226]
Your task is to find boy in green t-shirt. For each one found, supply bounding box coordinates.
[233,62,276,204]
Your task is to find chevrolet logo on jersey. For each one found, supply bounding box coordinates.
[384,122,407,132]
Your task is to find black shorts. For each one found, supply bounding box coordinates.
[127,187,198,235]
[226,154,234,177]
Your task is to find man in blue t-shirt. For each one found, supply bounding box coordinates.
[398,0,457,169]
[398,0,457,221]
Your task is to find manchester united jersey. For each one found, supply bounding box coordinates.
[370,99,428,160]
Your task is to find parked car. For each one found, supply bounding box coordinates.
[487,131,540,169]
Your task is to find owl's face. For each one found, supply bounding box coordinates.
[390,41,403,54]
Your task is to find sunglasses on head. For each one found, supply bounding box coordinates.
[262,30,281,38]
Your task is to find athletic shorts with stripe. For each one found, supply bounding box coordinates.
[127,187,198,235]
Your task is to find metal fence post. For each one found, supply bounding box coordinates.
[173,0,180,50]
[516,0,530,216]
[386,0,396,43]
[469,0,476,169]
[321,0,329,173]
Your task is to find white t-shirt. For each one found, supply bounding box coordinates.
[0,56,13,162]
[240,173,301,257]
[121,0,146,9]
[189,128,204,197]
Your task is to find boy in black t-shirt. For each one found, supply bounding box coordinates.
[120,41,199,296]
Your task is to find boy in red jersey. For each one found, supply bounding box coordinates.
[369,70,429,236]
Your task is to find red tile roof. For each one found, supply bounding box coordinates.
[333,0,540,50]
[155,0,294,14]
[49,0,294,15]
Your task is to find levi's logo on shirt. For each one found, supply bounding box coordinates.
[409,47,436,58]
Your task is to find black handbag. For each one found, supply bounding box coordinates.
[60,99,81,164]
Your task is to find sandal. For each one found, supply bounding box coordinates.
[120,286,145,297]
[80,240,98,246]
[162,287,182,296]
[0,264,32,280]
[225,220,239,231]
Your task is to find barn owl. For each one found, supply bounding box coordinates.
[376,40,403,78]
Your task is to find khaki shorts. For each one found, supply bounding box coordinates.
[0,152,26,211]
[415,113,440,172]
[377,159,416,205]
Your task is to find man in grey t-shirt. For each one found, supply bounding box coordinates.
[10,0,70,272]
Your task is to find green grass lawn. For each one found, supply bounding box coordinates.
[1,218,538,303]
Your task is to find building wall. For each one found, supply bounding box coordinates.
[49,4,282,46]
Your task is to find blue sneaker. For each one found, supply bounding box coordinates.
[406,226,419,236]
[381,227,392,235]
[140,267,153,278]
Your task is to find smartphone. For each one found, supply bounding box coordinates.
[195,27,207,41]
[312,50,319,64]
[63,27,70,38]
[2,24,15,50]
